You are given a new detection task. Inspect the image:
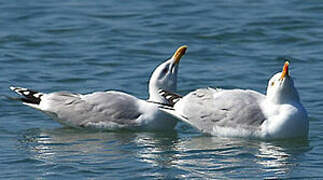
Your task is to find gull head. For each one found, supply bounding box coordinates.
[266,61,300,104]
[148,45,187,103]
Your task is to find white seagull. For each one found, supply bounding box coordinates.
[159,62,308,139]
[10,45,187,131]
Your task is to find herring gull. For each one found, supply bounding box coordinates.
[10,46,187,131]
[159,62,308,139]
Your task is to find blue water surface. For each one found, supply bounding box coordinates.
[1,0,323,179]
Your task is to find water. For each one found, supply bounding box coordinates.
[1,0,323,179]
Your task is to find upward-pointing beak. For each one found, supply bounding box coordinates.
[172,45,187,65]
[280,61,289,80]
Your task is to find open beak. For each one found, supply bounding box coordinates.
[172,45,187,65]
[280,61,289,80]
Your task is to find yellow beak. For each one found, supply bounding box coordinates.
[172,45,187,64]
[280,61,289,80]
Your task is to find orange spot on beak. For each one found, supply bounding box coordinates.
[280,61,289,80]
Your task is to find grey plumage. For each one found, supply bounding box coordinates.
[160,88,267,134]
[40,91,143,128]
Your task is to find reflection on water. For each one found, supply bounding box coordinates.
[17,128,310,179]
[172,136,310,179]
[17,128,181,178]
[255,140,311,176]
[256,141,292,175]
[134,132,179,167]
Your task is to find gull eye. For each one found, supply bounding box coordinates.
[162,67,168,74]
[271,82,275,86]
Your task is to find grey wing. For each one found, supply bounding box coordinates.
[43,91,142,128]
[178,88,267,133]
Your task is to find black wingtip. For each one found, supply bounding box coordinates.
[9,86,43,105]
[157,104,175,110]
[158,89,182,106]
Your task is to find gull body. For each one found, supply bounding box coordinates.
[10,46,187,131]
[160,62,308,139]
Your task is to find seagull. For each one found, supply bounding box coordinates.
[159,62,308,139]
[10,45,187,131]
